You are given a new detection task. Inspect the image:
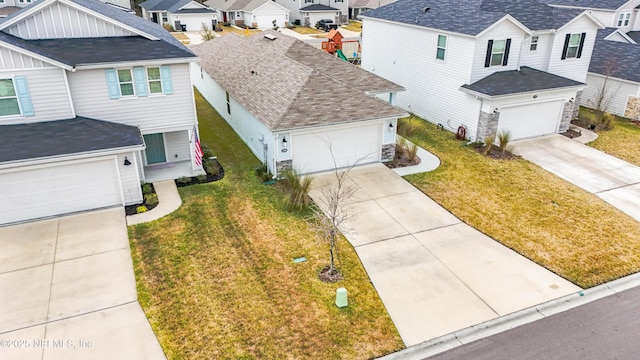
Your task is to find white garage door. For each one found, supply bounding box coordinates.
[497,101,563,141]
[292,124,381,174]
[255,14,287,29]
[177,15,213,31]
[0,159,122,224]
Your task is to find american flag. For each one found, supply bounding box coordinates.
[193,126,203,166]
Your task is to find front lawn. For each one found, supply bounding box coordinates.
[581,108,640,167]
[400,116,640,288]
[290,26,325,35]
[128,90,403,359]
[341,20,362,33]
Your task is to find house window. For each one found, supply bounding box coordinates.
[561,33,585,59]
[484,39,511,67]
[117,69,135,96]
[147,67,163,94]
[305,0,313,3]
[617,12,631,27]
[530,36,539,51]
[335,0,343,2]
[0,77,34,117]
[436,35,446,60]
[226,91,231,115]
[162,12,168,22]
[236,12,241,18]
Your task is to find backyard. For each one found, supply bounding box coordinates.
[399,115,640,288]
[128,90,403,359]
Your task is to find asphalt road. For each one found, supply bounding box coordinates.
[426,286,640,360]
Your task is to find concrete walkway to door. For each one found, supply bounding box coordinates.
[309,163,580,347]
[510,135,640,222]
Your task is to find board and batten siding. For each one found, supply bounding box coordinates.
[0,68,74,124]
[68,63,196,132]
[0,48,56,70]
[547,16,598,83]
[581,73,640,117]
[471,20,526,83]
[361,18,481,140]
[3,2,137,39]
[163,130,191,162]
[117,152,143,205]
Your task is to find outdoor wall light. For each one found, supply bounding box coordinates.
[493,108,499,113]
[388,122,394,131]
[282,138,288,147]
[569,97,574,103]
[123,157,132,166]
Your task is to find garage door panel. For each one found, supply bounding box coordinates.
[497,101,563,141]
[0,160,122,224]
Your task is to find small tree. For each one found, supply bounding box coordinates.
[201,23,215,41]
[587,59,620,129]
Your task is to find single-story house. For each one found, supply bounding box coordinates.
[205,0,289,29]
[140,0,217,31]
[191,30,406,176]
[349,0,395,20]
[580,28,640,119]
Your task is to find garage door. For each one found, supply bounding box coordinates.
[0,159,122,224]
[255,14,286,29]
[497,101,563,141]
[292,124,381,174]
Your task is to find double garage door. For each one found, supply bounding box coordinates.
[497,101,564,141]
[254,14,287,29]
[0,159,122,225]
[292,124,381,174]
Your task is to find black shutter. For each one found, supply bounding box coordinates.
[502,38,511,66]
[576,32,586,58]
[484,40,493,67]
[561,33,570,60]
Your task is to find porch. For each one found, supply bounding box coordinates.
[143,160,205,183]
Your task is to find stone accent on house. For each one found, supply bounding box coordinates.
[381,143,395,162]
[560,101,574,132]
[571,90,582,120]
[624,96,640,120]
[276,160,292,175]
[476,111,499,141]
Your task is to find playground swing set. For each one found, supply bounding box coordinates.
[321,30,361,65]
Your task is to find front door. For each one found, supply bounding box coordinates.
[144,133,167,164]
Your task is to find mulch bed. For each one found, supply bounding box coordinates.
[561,128,582,139]
[175,158,225,188]
[125,183,158,216]
[318,265,343,283]
[385,145,421,169]
[475,145,520,160]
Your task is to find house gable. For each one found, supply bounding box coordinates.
[251,0,290,15]
[0,45,57,70]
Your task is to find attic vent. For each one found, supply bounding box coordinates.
[264,34,277,41]
[423,7,430,12]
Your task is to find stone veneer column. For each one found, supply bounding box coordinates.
[381,144,395,162]
[476,111,499,142]
[624,96,640,120]
[275,160,292,176]
[571,90,583,120]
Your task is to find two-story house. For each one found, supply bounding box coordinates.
[360,0,604,142]
[0,0,133,13]
[0,0,204,225]
[548,0,640,31]
[274,0,348,27]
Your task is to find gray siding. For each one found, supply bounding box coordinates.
[4,2,137,39]
[164,130,191,162]
[0,48,55,70]
[117,152,143,205]
[68,63,197,132]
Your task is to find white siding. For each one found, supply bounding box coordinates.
[4,2,137,39]
[0,68,74,124]
[169,13,216,31]
[548,16,598,83]
[361,18,481,140]
[164,130,191,162]
[581,73,640,117]
[117,152,143,205]
[471,20,526,83]
[0,48,55,70]
[68,63,197,132]
[588,9,616,27]
[519,33,554,72]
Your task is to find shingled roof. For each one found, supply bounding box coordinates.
[361,0,587,36]
[191,31,405,131]
[546,0,630,10]
[206,0,276,12]
[460,66,584,97]
[590,28,640,83]
[0,117,144,163]
[140,0,215,13]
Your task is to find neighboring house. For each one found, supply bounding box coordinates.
[0,0,204,225]
[547,0,640,31]
[274,0,347,27]
[191,30,406,176]
[205,0,289,29]
[360,0,604,142]
[349,0,395,20]
[0,0,133,11]
[140,0,217,31]
[581,28,640,119]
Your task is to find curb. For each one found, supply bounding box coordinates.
[378,271,640,360]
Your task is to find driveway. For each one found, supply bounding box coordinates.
[510,135,640,222]
[0,208,165,360]
[309,163,580,346]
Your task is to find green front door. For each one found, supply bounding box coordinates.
[144,133,166,164]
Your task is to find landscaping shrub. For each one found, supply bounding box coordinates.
[483,136,495,155]
[177,176,192,184]
[142,183,154,195]
[144,193,159,207]
[281,168,313,210]
[136,206,148,214]
[497,130,512,153]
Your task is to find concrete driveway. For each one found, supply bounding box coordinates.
[0,208,165,360]
[309,163,580,346]
[510,135,640,222]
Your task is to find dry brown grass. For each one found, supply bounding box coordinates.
[291,26,325,35]
[218,26,261,37]
[128,90,403,359]
[586,111,640,167]
[341,20,362,33]
[401,115,640,288]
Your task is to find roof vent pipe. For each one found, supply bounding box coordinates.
[423,7,430,12]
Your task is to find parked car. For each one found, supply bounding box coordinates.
[316,19,338,32]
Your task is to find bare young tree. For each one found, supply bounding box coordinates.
[588,60,620,129]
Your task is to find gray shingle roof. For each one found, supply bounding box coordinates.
[191,31,405,131]
[0,117,143,163]
[361,0,586,36]
[626,31,640,43]
[546,0,629,10]
[590,28,640,83]
[460,66,584,97]
[205,0,272,12]
[300,4,339,11]
[140,0,214,13]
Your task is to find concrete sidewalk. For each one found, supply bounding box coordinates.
[309,164,580,346]
[127,180,182,225]
[0,208,165,360]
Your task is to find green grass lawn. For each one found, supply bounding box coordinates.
[128,90,403,359]
[290,26,325,35]
[581,109,640,167]
[341,20,362,33]
[399,116,640,288]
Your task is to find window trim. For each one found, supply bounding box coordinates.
[530,35,539,51]
[0,79,20,117]
[484,38,511,67]
[117,69,136,97]
[225,91,231,115]
[617,12,631,27]
[0,76,34,117]
[436,34,446,60]
[146,67,163,95]
[561,32,586,60]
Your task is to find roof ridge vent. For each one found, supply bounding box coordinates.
[264,34,277,41]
